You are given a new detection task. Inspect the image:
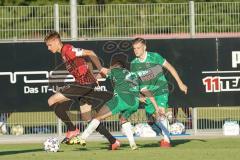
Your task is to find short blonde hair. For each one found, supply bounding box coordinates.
[44,31,61,42]
[132,37,146,45]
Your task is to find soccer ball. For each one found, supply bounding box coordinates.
[43,137,60,152]
[170,122,185,135]
[11,125,24,135]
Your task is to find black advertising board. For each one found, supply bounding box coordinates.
[0,42,55,112]
[0,38,240,112]
[148,39,218,107]
[214,38,240,106]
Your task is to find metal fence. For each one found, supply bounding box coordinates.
[1,107,240,136]
[1,1,240,41]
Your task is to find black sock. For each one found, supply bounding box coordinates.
[53,101,76,131]
[96,123,116,144]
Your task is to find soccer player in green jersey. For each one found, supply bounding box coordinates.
[73,54,140,150]
[131,38,188,147]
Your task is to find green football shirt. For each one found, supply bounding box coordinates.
[131,52,169,95]
[106,67,140,116]
[107,67,139,94]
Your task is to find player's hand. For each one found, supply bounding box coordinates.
[155,107,165,117]
[95,73,103,79]
[99,67,108,76]
[179,83,188,94]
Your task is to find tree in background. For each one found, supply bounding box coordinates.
[0,0,68,6]
[1,0,240,6]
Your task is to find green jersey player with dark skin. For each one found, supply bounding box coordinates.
[71,55,141,150]
[131,38,188,147]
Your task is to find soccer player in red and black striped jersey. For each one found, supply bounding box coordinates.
[44,31,120,150]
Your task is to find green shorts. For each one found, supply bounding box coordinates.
[144,93,169,115]
[106,93,139,119]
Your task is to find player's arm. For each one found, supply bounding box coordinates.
[163,60,188,94]
[141,88,164,116]
[81,50,102,70]
[96,68,111,79]
[72,47,108,75]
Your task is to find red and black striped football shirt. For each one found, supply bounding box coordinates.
[61,44,96,85]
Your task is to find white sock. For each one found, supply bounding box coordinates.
[122,122,135,146]
[81,119,100,140]
[157,117,171,143]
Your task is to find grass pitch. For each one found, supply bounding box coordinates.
[0,138,240,160]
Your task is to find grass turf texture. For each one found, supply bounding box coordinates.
[0,138,240,160]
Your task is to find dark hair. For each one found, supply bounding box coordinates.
[111,61,125,68]
[132,37,146,45]
[110,53,129,69]
[44,31,61,42]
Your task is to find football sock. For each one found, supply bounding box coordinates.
[122,122,135,146]
[96,122,116,144]
[81,119,100,140]
[53,101,75,131]
[156,117,171,143]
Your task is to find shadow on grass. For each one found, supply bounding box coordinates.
[138,139,207,148]
[136,139,192,148]
[71,142,116,151]
[72,147,90,151]
[171,139,206,147]
[0,149,43,156]
[73,142,130,151]
[92,140,206,149]
[71,139,208,151]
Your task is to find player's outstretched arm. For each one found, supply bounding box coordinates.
[163,60,188,94]
[82,49,108,75]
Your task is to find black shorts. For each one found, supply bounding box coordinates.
[59,83,113,110]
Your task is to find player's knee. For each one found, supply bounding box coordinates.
[119,116,127,124]
[81,113,92,121]
[48,97,56,107]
